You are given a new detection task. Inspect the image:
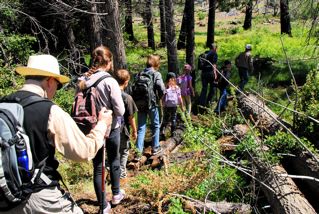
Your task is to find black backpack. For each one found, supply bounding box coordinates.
[198,51,210,71]
[0,95,53,211]
[131,71,155,111]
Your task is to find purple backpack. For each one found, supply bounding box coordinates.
[164,87,180,107]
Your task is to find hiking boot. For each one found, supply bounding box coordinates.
[152,147,162,155]
[112,189,125,205]
[120,172,127,179]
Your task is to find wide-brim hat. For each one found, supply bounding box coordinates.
[16,55,70,84]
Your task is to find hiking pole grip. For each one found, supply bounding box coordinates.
[101,142,106,214]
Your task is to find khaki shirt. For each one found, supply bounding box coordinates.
[20,84,108,162]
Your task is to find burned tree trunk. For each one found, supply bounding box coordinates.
[164,0,179,73]
[124,0,136,42]
[206,0,216,47]
[243,0,253,30]
[145,0,155,49]
[185,0,195,71]
[280,0,292,36]
[159,0,166,47]
[176,0,189,50]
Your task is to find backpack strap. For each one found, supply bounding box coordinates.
[91,74,111,88]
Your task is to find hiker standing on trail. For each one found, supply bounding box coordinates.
[161,72,184,139]
[132,55,165,159]
[235,44,254,92]
[0,54,112,214]
[177,64,195,115]
[198,43,219,107]
[215,60,232,114]
[114,69,138,179]
[77,46,125,213]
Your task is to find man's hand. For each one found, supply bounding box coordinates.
[98,107,113,127]
[131,131,137,141]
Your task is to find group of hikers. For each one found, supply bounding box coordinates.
[0,43,254,214]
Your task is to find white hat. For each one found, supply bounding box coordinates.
[245,44,252,50]
[16,55,70,84]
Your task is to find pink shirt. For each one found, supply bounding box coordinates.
[177,74,192,96]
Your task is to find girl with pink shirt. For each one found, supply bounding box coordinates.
[177,64,195,115]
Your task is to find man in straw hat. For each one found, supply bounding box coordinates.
[1,54,113,214]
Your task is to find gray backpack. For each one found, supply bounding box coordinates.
[0,96,50,210]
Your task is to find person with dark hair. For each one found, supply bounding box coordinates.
[199,43,219,107]
[0,54,112,214]
[235,44,254,92]
[215,60,232,114]
[77,45,125,213]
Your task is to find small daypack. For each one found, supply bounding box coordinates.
[131,71,155,111]
[71,75,110,134]
[164,87,179,107]
[0,95,50,210]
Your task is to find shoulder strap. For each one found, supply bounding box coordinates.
[20,95,50,108]
[92,75,111,88]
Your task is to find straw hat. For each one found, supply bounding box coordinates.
[16,55,70,84]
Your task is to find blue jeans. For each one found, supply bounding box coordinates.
[238,68,249,91]
[199,72,217,106]
[215,88,228,113]
[136,106,160,153]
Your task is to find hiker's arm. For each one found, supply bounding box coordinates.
[248,55,254,73]
[128,115,137,140]
[108,79,125,117]
[48,105,112,162]
[189,78,195,97]
[154,72,165,99]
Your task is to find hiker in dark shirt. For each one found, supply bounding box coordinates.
[215,60,232,114]
[199,43,218,107]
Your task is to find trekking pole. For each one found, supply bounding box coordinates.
[101,142,106,214]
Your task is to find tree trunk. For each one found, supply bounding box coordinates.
[159,0,166,47]
[243,0,253,30]
[185,0,195,72]
[124,0,136,42]
[176,1,188,50]
[206,0,216,47]
[145,0,155,49]
[237,93,289,134]
[89,1,103,53]
[164,0,179,73]
[280,0,292,36]
[103,0,127,71]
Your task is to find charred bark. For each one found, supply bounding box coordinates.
[164,0,179,73]
[243,0,253,30]
[185,0,195,72]
[124,0,136,42]
[206,0,216,47]
[159,0,166,47]
[145,0,155,49]
[280,0,292,36]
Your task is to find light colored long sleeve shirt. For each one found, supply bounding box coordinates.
[20,84,108,162]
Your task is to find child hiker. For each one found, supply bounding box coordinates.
[161,72,184,138]
[114,69,138,178]
[177,64,195,115]
[215,60,232,114]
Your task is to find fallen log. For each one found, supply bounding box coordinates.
[170,193,251,214]
[236,94,316,212]
[127,124,185,170]
[237,93,289,134]
[257,164,316,214]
